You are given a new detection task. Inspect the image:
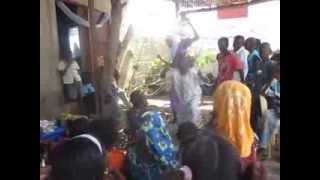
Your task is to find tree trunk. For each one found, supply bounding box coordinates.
[100,0,123,119]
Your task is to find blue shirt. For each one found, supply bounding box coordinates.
[81,83,95,96]
[246,49,261,81]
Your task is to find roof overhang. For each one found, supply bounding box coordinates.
[63,0,111,13]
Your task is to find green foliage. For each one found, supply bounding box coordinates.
[195,50,216,69]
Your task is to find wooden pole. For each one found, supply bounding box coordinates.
[88,0,101,116]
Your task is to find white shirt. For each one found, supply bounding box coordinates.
[58,60,82,84]
[170,67,202,104]
[235,47,249,79]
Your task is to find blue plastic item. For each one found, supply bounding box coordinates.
[40,127,65,142]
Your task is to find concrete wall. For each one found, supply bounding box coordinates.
[40,0,64,118]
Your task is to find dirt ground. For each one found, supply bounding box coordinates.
[147,96,280,180]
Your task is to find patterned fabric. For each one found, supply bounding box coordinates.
[126,110,178,180]
[140,110,178,168]
[127,144,162,180]
[213,80,255,158]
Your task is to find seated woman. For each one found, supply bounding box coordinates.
[126,90,178,180]
[177,122,241,180]
[46,118,124,180]
[212,81,266,180]
[49,132,124,180]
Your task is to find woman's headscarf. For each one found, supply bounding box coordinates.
[213,80,254,158]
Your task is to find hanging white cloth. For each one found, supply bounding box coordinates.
[56,0,111,28]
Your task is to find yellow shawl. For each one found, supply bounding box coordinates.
[213,80,254,158]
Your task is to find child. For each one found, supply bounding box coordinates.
[259,64,280,159]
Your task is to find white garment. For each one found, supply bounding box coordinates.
[235,47,249,79]
[170,67,202,126]
[58,60,82,84]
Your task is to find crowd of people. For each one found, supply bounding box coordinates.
[42,17,280,180]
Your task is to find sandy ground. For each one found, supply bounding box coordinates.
[147,96,280,180]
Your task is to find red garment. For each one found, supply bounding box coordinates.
[216,52,243,86]
[107,148,127,171]
[240,141,267,180]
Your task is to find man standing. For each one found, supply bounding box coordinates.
[216,37,244,86]
[245,37,261,83]
[233,35,249,80]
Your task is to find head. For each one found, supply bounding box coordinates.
[259,42,272,61]
[130,90,148,109]
[66,118,90,137]
[218,37,229,54]
[207,73,214,82]
[245,37,258,52]
[233,35,245,52]
[51,136,105,180]
[177,122,199,145]
[181,129,240,180]
[88,118,119,150]
[213,80,254,158]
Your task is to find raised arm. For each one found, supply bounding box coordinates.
[184,17,199,42]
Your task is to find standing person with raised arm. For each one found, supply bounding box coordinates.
[166,16,202,126]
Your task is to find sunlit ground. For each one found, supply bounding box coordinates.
[147,96,213,112]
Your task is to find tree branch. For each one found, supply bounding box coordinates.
[117,25,134,63]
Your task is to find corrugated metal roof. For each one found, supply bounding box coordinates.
[179,0,249,9]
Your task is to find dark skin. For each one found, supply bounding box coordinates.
[233,36,245,52]
[218,38,244,82]
[261,68,280,96]
[260,44,272,61]
[245,38,258,53]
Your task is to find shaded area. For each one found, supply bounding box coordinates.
[147,96,280,180]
